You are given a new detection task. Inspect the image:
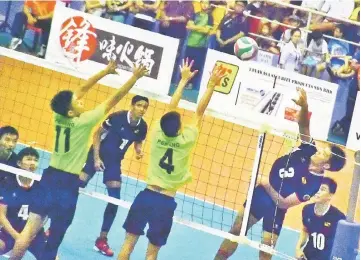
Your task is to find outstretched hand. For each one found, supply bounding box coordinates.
[208,65,226,87]
[180,58,198,82]
[292,87,308,109]
[104,59,118,75]
[133,64,149,79]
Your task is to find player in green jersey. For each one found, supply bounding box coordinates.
[10,61,148,260]
[118,58,226,260]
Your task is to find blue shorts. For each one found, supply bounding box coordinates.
[30,167,79,227]
[123,189,177,247]
[0,228,46,258]
[244,186,286,236]
[82,148,122,184]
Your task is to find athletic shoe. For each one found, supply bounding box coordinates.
[94,237,114,257]
[8,37,22,50]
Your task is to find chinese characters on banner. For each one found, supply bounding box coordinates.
[92,31,163,79]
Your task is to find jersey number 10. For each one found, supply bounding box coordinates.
[311,232,325,250]
[159,148,174,174]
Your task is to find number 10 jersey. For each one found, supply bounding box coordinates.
[147,122,199,191]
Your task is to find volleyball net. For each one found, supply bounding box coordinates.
[0,54,359,260]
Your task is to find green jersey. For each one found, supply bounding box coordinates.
[49,103,106,175]
[147,121,199,191]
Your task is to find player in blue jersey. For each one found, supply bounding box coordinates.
[79,95,149,256]
[10,61,148,260]
[215,88,346,260]
[0,147,47,259]
[296,177,345,260]
[0,126,19,186]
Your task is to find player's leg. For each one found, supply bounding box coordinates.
[117,233,140,260]
[145,242,160,260]
[79,149,97,188]
[119,190,149,259]
[0,229,14,255]
[214,185,270,260]
[259,231,279,260]
[28,229,47,260]
[42,190,79,259]
[259,207,286,260]
[214,207,259,260]
[9,212,46,260]
[146,189,177,260]
[95,164,122,256]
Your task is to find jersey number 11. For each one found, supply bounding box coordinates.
[55,126,71,153]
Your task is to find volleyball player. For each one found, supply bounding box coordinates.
[10,61,148,260]
[0,126,19,186]
[296,177,345,260]
[79,95,149,256]
[214,88,346,260]
[0,147,47,259]
[117,59,226,260]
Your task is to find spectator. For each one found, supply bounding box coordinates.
[184,0,214,89]
[317,25,350,75]
[258,0,293,33]
[278,15,306,51]
[85,0,106,16]
[132,0,161,31]
[215,1,248,55]
[104,0,132,23]
[301,31,328,78]
[160,1,194,43]
[293,0,325,25]
[309,0,354,33]
[279,28,302,72]
[256,23,280,55]
[8,0,56,58]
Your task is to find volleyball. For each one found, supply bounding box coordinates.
[234,36,259,61]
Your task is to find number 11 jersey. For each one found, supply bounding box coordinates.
[147,122,199,191]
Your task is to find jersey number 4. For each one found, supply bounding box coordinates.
[159,148,174,174]
[55,126,71,153]
[18,205,29,221]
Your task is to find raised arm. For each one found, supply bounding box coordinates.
[75,61,117,100]
[167,58,198,112]
[292,88,312,143]
[193,65,225,128]
[104,64,148,114]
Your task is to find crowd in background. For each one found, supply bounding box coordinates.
[0,0,360,141]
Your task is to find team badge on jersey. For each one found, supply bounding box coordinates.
[302,177,307,184]
[303,194,310,201]
[134,129,139,134]
[324,222,331,227]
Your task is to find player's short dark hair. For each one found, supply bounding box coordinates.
[160,111,181,137]
[311,30,323,41]
[131,95,149,105]
[51,90,74,117]
[334,24,346,35]
[328,145,346,172]
[0,126,19,139]
[17,147,39,162]
[321,177,338,194]
[290,28,301,36]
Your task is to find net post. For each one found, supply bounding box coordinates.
[240,132,266,237]
[346,150,360,222]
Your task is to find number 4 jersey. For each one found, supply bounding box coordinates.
[0,180,39,231]
[302,203,345,260]
[147,122,199,191]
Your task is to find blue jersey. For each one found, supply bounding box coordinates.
[0,152,18,188]
[0,180,38,231]
[303,203,345,260]
[269,142,322,203]
[99,111,147,161]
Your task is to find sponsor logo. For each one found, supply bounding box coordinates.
[211,61,239,94]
